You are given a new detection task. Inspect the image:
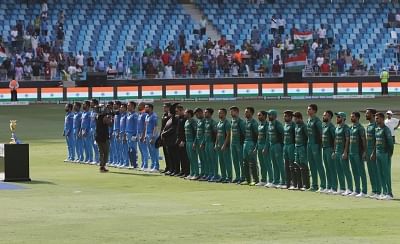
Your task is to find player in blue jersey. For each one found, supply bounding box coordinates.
[111,101,121,166]
[144,103,159,172]
[73,102,84,162]
[81,101,93,163]
[90,99,100,164]
[126,101,138,169]
[137,102,149,170]
[63,103,74,162]
[118,103,129,168]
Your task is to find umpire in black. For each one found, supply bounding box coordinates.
[161,102,172,174]
[95,105,112,172]
[175,104,190,177]
[161,103,180,176]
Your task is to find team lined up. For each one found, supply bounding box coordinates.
[63,101,394,200]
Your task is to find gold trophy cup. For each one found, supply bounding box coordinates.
[10,120,17,144]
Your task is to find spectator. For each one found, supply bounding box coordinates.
[251,26,261,43]
[49,57,58,79]
[233,49,242,64]
[178,30,186,52]
[181,49,191,68]
[34,15,41,36]
[58,10,65,25]
[218,35,227,47]
[11,27,18,50]
[320,60,330,75]
[15,59,24,81]
[278,15,286,36]
[43,49,50,65]
[116,58,124,76]
[316,54,324,67]
[41,0,48,17]
[336,56,346,73]
[9,78,19,101]
[31,34,39,58]
[200,16,207,39]
[144,44,153,57]
[96,57,105,72]
[86,53,95,72]
[32,60,41,80]
[164,64,173,78]
[270,15,278,36]
[317,24,326,43]
[106,63,116,76]
[161,51,170,66]
[272,60,281,76]
[76,51,84,70]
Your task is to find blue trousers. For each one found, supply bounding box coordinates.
[91,129,99,163]
[138,139,148,168]
[127,133,138,168]
[66,133,75,160]
[109,134,114,163]
[112,132,121,164]
[82,131,93,162]
[147,137,159,170]
[74,133,84,161]
[120,137,129,166]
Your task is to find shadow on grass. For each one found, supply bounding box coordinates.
[17,180,56,185]
[109,171,163,177]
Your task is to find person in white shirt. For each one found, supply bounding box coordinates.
[317,24,326,42]
[76,51,84,69]
[200,16,207,39]
[164,64,173,78]
[11,27,18,49]
[270,15,278,36]
[385,110,400,143]
[278,16,286,35]
[316,55,324,67]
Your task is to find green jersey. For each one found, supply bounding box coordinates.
[295,122,308,147]
[184,118,197,142]
[216,119,231,147]
[268,120,284,145]
[257,121,268,146]
[349,122,365,154]
[283,121,296,145]
[244,118,258,142]
[204,118,217,142]
[366,122,376,150]
[307,116,322,145]
[335,123,350,153]
[195,118,205,145]
[322,122,335,148]
[231,117,245,145]
[375,125,394,155]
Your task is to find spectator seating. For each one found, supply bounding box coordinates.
[195,0,400,70]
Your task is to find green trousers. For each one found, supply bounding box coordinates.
[270,143,285,185]
[196,144,207,177]
[376,152,392,195]
[283,144,295,162]
[366,148,380,194]
[231,143,244,181]
[349,153,368,194]
[334,151,353,191]
[186,141,199,176]
[205,141,218,178]
[307,144,326,189]
[217,147,232,181]
[243,141,259,183]
[257,145,273,183]
[322,147,336,190]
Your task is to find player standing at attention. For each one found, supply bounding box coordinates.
[215,108,232,183]
[365,108,380,199]
[73,102,83,163]
[119,103,129,168]
[194,108,207,181]
[126,101,138,169]
[267,109,285,188]
[229,106,246,184]
[63,103,74,162]
[333,112,353,196]
[306,104,326,192]
[184,109,198,180]
[81,101,93,164]
[144,104,159,172]
[90,99,100,164]
[321,110,336,194]
[293,112,309,190]
[204,108,218,182]
[242,107,259,186]
[283,110,296,189]
[349,112,368,197]
[255,111,271,186]
[373,112,394,200]
[137,102,149,171]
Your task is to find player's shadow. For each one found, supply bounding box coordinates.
[17,180,56,185]
[109,171,162,177]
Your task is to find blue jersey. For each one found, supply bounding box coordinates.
[90,110,97,130]
[73,111,82,133]
[64,112,73,135]
[113,112,121,132]
[120,112,127,133]
[145,112,158,137]
[126,111,138,135]
[81,110,91,133]
[137,112,148,135]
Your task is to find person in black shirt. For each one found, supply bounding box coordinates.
[95,105,112,172]
[161,103,179,176]
[160,103,172,174]
[175,105,190,177]
[87,54,95,72]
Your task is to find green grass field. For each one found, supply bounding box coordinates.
[0,98,400,244]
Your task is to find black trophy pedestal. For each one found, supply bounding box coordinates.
[0,144,31,182]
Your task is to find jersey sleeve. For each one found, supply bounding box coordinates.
[385,127,394,156]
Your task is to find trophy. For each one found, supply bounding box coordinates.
[9,120,21,144]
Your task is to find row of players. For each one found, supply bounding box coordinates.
[63,101,394,200]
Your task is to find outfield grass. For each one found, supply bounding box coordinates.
[0,98,399,244]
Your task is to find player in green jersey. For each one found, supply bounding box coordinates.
[215,108,232,183]
[242,107,259,186]
[230,106,246,184]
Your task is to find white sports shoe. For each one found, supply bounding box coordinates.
[369,194,379,199]
[300,187,306,191]
[325,189,332,194]
[316,188,324,193]
[288,186,296,190]
[280,185,287,189]
[378,194,386,200]
[349,192,358,197]
[275,184,281,189]
[264,183,272,187]
[255,182,266,186]
[355,193,366,198]
[342,189,352,196]
[150,168,159,173]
